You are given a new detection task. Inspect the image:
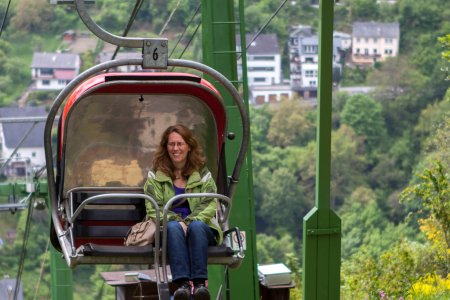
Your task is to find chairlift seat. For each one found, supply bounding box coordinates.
[49,72,244,268]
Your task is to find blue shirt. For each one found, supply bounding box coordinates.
[172,185,191,219]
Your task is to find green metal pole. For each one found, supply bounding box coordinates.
[302,1,341,299]
[39,181,74,300]
[202,1,259,300]
[50,245,74,300]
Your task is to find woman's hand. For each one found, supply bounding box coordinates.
[179,221,187,236]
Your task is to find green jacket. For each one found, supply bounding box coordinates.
[144,168,223,244]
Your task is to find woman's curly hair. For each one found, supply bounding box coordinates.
[152,124,206,179]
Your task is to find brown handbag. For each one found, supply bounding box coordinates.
[124,218,157,246]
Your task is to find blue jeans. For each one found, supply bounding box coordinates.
[167,220,217,282]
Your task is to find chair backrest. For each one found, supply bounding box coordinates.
[70,190,146,247]
[58,73,227,200]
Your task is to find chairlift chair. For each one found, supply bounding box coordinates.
[45,68,248,291]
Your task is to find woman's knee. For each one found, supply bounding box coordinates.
[187,221,208,234]
[167,221,184,235]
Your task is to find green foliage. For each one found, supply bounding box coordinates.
[401,161,450,249]
[94,0,135,33]
[341,94,386,153]
[439,34,450,62]
[250,104,273,151]
[0,39,30,105]
[331,91,350,129]
[368,56,427,101]
[397,0,445,51]
[256,233,296,264]
[348,0,381,22]
[341,65,369,86]
[10,0,54,34]
[330,125,368,206]
[255,167,307,236]
[342,241,418,299]
[267,100,315,148]
[340,188,416,260]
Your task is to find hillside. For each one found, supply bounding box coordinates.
[0,0,449,299]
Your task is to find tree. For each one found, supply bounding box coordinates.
[401,162,450,251]
[255,167,307,237]
[10,0,54,34]
[348,0,380,22]
[256,233,296,264]
[267,100,315,148]
[250,104,273,152]
[330,125,368,206]
[341,94,386,154]
[94,0,135,33]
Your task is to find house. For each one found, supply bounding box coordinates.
[236,34,282,86]
[62,30,76,43]
[97,51,142,72]
[289,25,349,99]
[0,278,23,300]
[351,21,400,65]
[250,85,292,105]
[31,52,80,90]
[0,107,47,177]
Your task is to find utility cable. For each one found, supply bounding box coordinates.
[0,122,38,173]
[169,3,201,59]
[158,0,182,36]
[33,238,50,300]
[237,0,288,60]
[111,0,144,61]
[13,195,35,300]
[170,19,201,71]
[0,0,12,38]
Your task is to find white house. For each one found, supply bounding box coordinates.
[31,52,80,90]
[97,51,142,72]
[351,22,400,65]
[250,85,292,105]
[237,34,282,86]
[289,25,349,99]
[0,107,47,177]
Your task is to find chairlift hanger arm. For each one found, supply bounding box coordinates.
[73,0,166,48]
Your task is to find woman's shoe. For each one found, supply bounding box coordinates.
[174,282,191,300]
[193,283,210,300]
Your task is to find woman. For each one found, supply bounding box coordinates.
[144,124,222,300]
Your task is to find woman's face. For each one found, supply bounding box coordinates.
[167,132,190,167]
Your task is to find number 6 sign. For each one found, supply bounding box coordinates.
[143,39,168,69]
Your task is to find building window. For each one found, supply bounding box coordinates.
[248,67,275,72]
[253,56,275,61]
[42,80,50,85]
[364,49,369,55]
[253,77,266,83]
[373,49,377,55]
[356,38,360,43]
[305,70,314,77]
[356,48,360,54]
[384,49,393,55]
[255,95,265,105]
[303,45,317,54]
[32,152,36,157]
[365,38,369,43]
[309,80,316,86]
[58,80,67,85]
[305,57,314,63]
[40,68,53,76]
[269,94,277,103]
[373,38,378,43]
[385,38,393,44]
